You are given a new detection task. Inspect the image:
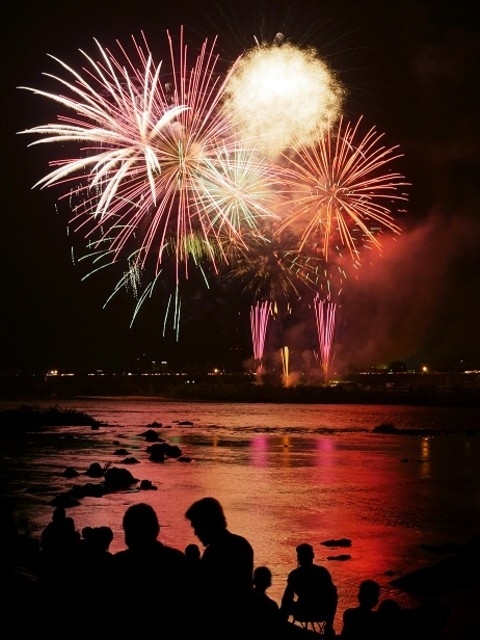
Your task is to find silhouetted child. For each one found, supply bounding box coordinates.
[78,525,114,581]
[252,566,283,633]
[252,566,317,640]
[376,598,407,640]
[340,578,380,639]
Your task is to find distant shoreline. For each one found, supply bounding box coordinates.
[2,372,480,407]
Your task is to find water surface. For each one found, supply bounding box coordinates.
[2,398,479,632]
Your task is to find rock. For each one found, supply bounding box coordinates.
[104,467,138,491]
[163,443,182,458]
[86,462,105,478]
[147,443,165,462]
[140,428,162,441]
[321,538,352,547]
[143,422,162,431]
[48,494,81,508]
[139,479,158,490]
[70,482,106,498]
[372,423,397,433]
[390,537,480,595]
[62,466,80,478]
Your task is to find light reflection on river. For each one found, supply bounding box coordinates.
[1,398,479,632]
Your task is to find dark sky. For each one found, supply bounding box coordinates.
[2,0,479,374]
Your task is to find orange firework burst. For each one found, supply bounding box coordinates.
[276,116,409,266]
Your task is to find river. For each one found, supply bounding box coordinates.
[1,397,479,635]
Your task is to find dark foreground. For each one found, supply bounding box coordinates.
[2,494,479,639]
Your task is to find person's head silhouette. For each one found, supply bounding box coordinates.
[296,543,315,566]
[185,543,201,561]
[122,503,159,549]
[185,497,227,546]
[254,566,272,592]
[52,506,66,521]
[357,579,380,609]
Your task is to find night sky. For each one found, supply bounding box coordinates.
[2,0,479,374]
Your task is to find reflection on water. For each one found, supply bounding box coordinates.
[1,398,479,631]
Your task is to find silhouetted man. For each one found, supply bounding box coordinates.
[111,503,189,637]
[185,496,254,637]
[281,542,338,638]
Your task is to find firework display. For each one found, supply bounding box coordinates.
[18,27,408,382]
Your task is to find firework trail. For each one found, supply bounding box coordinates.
[223,38,344,158]
[314,294,337,383]
[250,299,272,382]
[280,345,291,387]
[277,116,409,266]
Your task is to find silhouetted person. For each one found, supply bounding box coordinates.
[40,506,80,557]
[340,578,380,639]
[185,496,255,637]
[252,566,284,634]
[37,506,83,627]
[251,566,316,640]
[77,525,114,584]
[376,598,407,640]
[281,543,338,638]
[111,503,189,636]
